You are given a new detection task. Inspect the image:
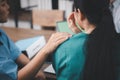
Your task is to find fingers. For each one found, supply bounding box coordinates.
[49,32,71,42]
[68,19,76,29]
[67,13,80,33]
[67,12,75,25]
[67,12,74,20]
[55,36,69,46]
[50,32,72,44]
[53,32,71,46]
[43,32,72,54]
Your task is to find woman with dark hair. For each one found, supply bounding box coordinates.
[52,0,117,80]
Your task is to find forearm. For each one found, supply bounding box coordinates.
[18,49,48,80]
[16,53,30,68]
[17,32,71,80]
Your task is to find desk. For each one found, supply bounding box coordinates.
[0,27,56,80]
[0,27,55,42]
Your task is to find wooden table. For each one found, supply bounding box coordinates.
[0,27,55,42]
[0,27,56,80]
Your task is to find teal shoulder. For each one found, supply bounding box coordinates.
[52,32,88,80]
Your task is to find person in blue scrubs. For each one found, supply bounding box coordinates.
[0,29,21,80]
[52,0,117,80]
[0,0,72,80]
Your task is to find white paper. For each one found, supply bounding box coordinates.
[44,64,56,74]
[26,36,46,59]
[15,36,46,59]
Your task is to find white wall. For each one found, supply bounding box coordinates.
[1,0,73,29]
[20,0,52,10]
[59,0,73,19]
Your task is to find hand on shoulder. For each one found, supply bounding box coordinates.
[42,32,72,55]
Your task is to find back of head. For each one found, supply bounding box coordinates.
[74,0,110,25]
[74,0,116,80]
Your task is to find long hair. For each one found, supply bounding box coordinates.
[0,0,5,3]
[74,0,117,80]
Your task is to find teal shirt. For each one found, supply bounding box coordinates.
[53,32,120,80]
[52,32,88,80]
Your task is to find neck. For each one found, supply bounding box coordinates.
[84,24,96,34]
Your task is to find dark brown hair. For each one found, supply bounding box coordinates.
[74,0,117,80]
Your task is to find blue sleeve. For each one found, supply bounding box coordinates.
[8,37,21,60]
[1,30,21,60]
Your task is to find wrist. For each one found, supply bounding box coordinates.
[39,48,49,56]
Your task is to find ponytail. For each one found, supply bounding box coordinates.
[73,0,117,79]
[83,5,116,80]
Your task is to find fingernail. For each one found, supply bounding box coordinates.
[69,34,72,37]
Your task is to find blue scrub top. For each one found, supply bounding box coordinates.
[52,32,88,80]
[0,29,21,80]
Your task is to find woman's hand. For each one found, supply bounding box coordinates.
[67,12,81,33]
[42,32,72,55]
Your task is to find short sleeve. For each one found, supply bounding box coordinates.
[8,38,21,60]
[0,30,21,60]
[52,44,68,80]
[52,33,87,80]
[52,46,67,72]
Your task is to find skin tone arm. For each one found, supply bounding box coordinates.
[17,32,72,80]
[16,53,46,80]
[16,54,30,68]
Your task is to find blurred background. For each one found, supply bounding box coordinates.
[0,1,75,79]
[0,0,74,30]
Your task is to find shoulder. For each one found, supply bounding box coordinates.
[0,29,6,34]
[0,29,10,43]
[52,32,87,80]
[0,29,8,38]
[55,32,88,53]
[63,32,88,46]
[53,32,88,61]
